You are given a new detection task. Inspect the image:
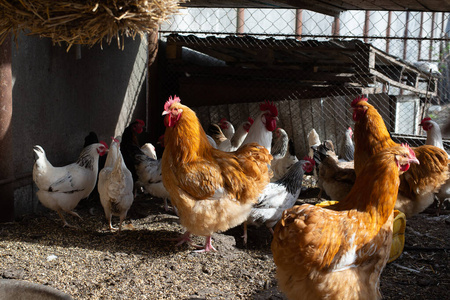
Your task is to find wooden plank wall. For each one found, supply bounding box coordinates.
[193,95,366,158]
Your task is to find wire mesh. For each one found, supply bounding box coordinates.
[158,8,450,157]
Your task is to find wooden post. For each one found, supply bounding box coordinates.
[429,12,436,61]
[147,29,162,144]
[237,8,245,35]
[386,11,392,54]
[332,15,340,37]
[439,12,445,62]
[418,12,424,61]
[295,9,303,41]
[403,11,410,60]
[363,11,370,43]
[0,34,14,222]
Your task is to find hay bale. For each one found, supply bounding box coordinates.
[0,0,185,49]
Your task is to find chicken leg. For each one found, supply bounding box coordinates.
[192,236,217,253]
[57,210,81,228]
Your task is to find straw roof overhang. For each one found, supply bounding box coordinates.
[0,0,185,49]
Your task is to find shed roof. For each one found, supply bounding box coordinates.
[166,34,440,103]
[184,0,450,16]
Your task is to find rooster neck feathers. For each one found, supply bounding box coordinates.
[335,148,402,224]
[165,103,213,164]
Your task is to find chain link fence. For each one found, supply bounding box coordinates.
[158,8,450,157]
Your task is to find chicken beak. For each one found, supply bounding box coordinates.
[409,157,420,165]
[162,111,169,116]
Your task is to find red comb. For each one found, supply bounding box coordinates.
[260,101,278,117]
[100,141,109,149]
[421,117,432,123]
[351,95,368,108]
[401,143,416,158]
[136,119,145,127]
[164,95,181,111]
[248,117,254,124]
[303,156,315,166]
[219,118,227,123]
[111,136,120,143]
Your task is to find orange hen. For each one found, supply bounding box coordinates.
[271,145,419,300]
[161,96,272,252]
[352,96,449,217]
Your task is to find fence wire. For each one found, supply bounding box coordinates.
[158,8,450,158]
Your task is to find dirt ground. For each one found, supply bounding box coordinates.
[0,184,448,299]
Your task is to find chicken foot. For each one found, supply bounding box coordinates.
[169,232,217,252]
[192,236,217,253]
[57,210,81,229]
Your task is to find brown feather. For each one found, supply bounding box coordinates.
[353,100,449,217]
[272,146,409,300]
[162,102,272,237]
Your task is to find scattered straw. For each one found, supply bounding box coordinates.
[0,0,185,50]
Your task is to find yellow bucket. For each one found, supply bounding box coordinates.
[316,201,406,263]
[388,210,406,263]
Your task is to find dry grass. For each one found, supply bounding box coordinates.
[0,0,184,49]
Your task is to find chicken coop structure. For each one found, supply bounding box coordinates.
[152,1,450,159]
[0,0,450,221]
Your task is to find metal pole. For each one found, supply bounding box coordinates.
[0,33,14,222]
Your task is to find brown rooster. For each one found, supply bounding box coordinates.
[271,144,419,300]
[352,96,449,218]
[161,96,272,252]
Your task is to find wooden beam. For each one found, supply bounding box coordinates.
[0,33,14,222]
[178,77,368,106]
[370,69,437,96]
[168,63,361,82]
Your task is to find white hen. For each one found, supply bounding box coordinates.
[218,117,254,152]
[98,137,134,232]
[270,129,299,182]
[33,142,108,227]
[133,151,173,212]
[140,143,157,160]
[240,101,278,153]
[420,117,450,214]
[218,118,235,140]
[307,128,321,159]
